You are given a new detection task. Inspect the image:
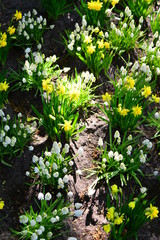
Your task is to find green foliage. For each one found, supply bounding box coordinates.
[41,0,73,20]
[150,10,160,35]
[0,71,9,108]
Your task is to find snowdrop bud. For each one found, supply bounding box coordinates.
[26,171,30,176]
[114,130,120,139]
[154,112,160,119]
[32,155,38,163]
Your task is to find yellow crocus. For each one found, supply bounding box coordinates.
[14,10,22,21]
[7,26,16,35]
[64,120,72,132]
[87,44,96,54]
[145,204,159,220]
[132,105,142,117]
[142,85,152,98]
[0,81,9,91]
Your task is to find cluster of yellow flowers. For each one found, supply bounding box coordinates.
[42,78,54,94]
[0,32,7,48]
[0,81,9,91]
[87,0,119,11]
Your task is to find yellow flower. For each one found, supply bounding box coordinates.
[114,213,124,225]
[128,201,136,210]
[99,30,104,37]
[104,41,110,49]
[94,27,99,33]
[125,77,135,90]
[87,44,96,54]
[57,83,65,95]
[145,204,159,220]
[103,224,111,233]
[106,207,115,221]
[69,88,80,101]
[101,52,104,59]
[0,200,4,210]
[142,85,152,98]
[42,79,53,93]
[152,94,160,103]
[97,39,104,49]
[14,10,22,21]
[111,0,119,7]
[132,105,142,117]
[64,120,72,132]
[111,184,118,194]
[7,26,16,35]
[84,35,92,44]
[0,33,7,48]
[118,105,129,116]
[0,81,9,91]
[102,92,111,103]
[88,0,103,11]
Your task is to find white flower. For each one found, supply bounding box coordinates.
[120,163,126,170]
[74,210,83,217]
[98,137,103,146]
[78,147,84,155]
[31,233,38,240]
[68,191,73,197]
[50,25,55,29]
[153,170,158,176]
[50,217,56,223]
[88,185,96,196]
[63,175,69,183]
[36,215,42,222]
[62,207,69,215]
[47,232,53,238]
[30,219,36,226]
[36,229,43,235]
[76,169,83,175]
[32,155,38,163]
[39,225,45,232]
[4,125,10,132]
[114,130,120,139]
[56,192,62,198]
[25,47,31,54]
[19,215,28,224]
[69,160,74,166]
[34,167,39,173]
[0,109,4,117]
[38,192,44,200]
[147,142,152,149]
[127,134,132,140]
[68,237,78,240]
[154,112,160,119]
[64,143,69,153]
[52,162,58,170]
[29,145,34,151]
[18,113,22,118]
[75,203,82,209]
[140,187,147,194]
[53,172,59,178]
[5,136,11,145]
[25,171,30,176]
[45,192,52,201]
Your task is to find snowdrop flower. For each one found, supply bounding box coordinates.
[36,215,42,222]
[50,25,55,29]
[74,210,83,217]
[52,162,58,170]
[18,113,22,118]
[78,146,84,155]
[68,237,78,240]
[47,232,53,238]
[50,217,56,223]
[25,171,30,176]
[114,130,120,139]
[32,155,38,163]
[5,136,11,145]
[0,109,4,117]
[154,112,160,119]
[140,187,147,194]
[38,192,44,200]
[120,163,126,170]
[45,192,52,201]
[76,169,83,175]
[98,137,103,146]
[56,192,62,198]
[53,172,59,178]
[34,167,39,173]
[36,229,43,235]
[63,167,67,173]
[31,233,38,240]
[125,7,131,17]
[68,191,73,197]
[30,219,36,226]
[75,203,82,209]
[108,151,114,158]
[62,207,69,215]
[19,215,28,224]
[64,143,69,153]
[29,145,34,151]
[4,125,10,132]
